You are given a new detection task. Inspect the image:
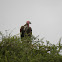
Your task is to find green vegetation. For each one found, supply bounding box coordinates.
[0,32,62,62]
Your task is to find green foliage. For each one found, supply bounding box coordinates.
[0,33,62,62]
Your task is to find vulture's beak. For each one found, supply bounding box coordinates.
[29,22,31,24]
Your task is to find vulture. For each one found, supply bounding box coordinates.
[20,21,32,39]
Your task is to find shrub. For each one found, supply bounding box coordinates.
[0,33,62,62]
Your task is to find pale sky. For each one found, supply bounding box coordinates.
[0,0,62,44]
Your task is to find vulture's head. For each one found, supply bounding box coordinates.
[26,21,31,25]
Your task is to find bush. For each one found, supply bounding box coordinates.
[0,33,62,62]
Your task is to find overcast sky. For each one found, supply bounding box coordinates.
[0,0,62,44]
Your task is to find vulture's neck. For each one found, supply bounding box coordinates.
[27,24,29,27]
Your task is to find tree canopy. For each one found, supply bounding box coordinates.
[0,33,62,62]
